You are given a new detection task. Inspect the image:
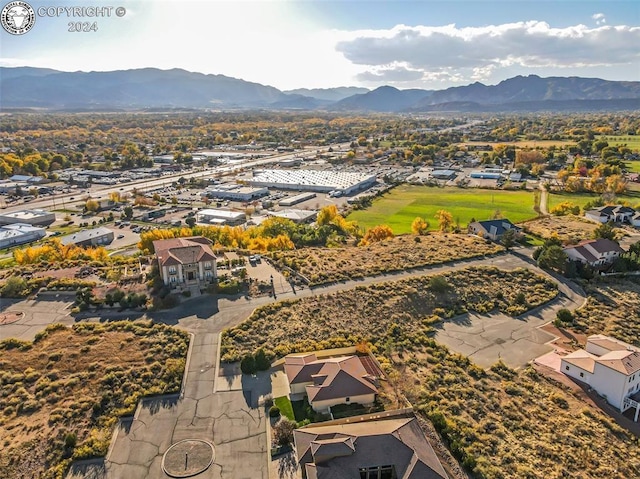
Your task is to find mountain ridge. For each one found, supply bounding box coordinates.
[1,67,639,112]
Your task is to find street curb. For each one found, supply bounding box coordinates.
[180,332,196,399]
[213,331,222,393]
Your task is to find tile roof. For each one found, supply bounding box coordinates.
[564,335,640,376]
[562,350,596,373]
[294,414,449,479]
[153,236,216,267]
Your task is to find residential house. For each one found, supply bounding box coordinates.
[153,236,217,287]
[561,335,640,421]
[284,353,378,413]
[631,212,640,228]
[294,410,449,479]
[563,239,625,267]
[468,219,520,242]
[584,205,636,224]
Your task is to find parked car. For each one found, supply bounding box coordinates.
[117,234,125,239]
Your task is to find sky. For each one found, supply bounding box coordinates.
[1,0,639,91]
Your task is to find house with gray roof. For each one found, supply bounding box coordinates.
[153,236,217,287]
[561,335,640,421]
[284,353,378,413]
[563,238,624,267]
[294,409,449,479]
[468,218,520,241]
[584,205,636,224]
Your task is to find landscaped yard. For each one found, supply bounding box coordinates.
[347,185,539,234]
[0,321,189,479]
[598,135,640,152]
[269,234,503,286]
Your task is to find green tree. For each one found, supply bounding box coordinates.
[122,206,133,220]
[501,229,516,250]
[185,217,196,228]
[240,355,257,375]
[537,245,568,273]
[593,222,616,241]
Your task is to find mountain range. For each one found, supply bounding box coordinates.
[1,67,639,112]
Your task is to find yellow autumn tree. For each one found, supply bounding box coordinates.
[411,217,429,235]
[435,210,454,233]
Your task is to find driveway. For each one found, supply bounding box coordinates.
[0,293,75,341]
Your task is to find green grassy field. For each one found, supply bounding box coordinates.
[348,185,538,234]
[548,191,640,210]
[625,160,640,173]
[598,135,640,152]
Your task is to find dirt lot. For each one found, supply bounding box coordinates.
[522,215,599,243]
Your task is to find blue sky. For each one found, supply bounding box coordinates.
[1,0,638,90]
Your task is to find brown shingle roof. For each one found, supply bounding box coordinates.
[294,414,448,479]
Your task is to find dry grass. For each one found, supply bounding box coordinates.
[220,266,557,362]
[522,215,599,243]
[572,277,640,346]
[269,234,504,286]
[221,267,640,479]
[0,321,189,479]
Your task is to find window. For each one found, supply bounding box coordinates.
[170,276,176,283]
[205,271,212,278]
[345,397,350,403]
[204,262,212,270]
[565,365,570,371]
[169,266,177,274]
[580,372,584,378]
[359,466,396,479]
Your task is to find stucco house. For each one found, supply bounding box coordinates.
[584,205,636,224]
[563,238,624,267]
[294,410,449,479]
[153,236,217,287]
[561,335,640,421]
[467,219,520,242]
[284,353,378,413]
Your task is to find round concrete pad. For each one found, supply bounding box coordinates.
[161,439,214,478]
[0,312,24,325]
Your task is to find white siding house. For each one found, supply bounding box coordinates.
[561,335,640,421]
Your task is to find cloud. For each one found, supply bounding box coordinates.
[356,63,424,82]
[336,21,640,85]
[592,13,606,25]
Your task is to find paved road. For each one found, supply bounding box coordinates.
[54,250,585,478]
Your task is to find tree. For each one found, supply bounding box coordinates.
[537,245,568,273]
[556,308,574,324]
[85,199,99,212]
[254,348,271,371]
[273,419,296,446]
[185,217,196,228]
[361,225,394,244]
[593,222,616,241]
[240,355,257,375]
[501,229,516,250]
[122,206,133,219]
[435,209,454,233]
[411,217,429,235]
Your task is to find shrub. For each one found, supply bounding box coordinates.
[0,276,29,298]
[240,355,257,375]
[429,276,451,293]
[269,406,281,418]
[273,418,296,446]
[255,349,271,371]
[556,308,573,323]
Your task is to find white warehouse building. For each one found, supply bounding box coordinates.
[0,223,46,249]
[0,209,56,227]
[248,169,376,196]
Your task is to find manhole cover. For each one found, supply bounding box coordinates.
[162,439,214,478]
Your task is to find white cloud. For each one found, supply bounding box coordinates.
[592,13,606,25]
[336,21,640,86]
[356,63,424,82]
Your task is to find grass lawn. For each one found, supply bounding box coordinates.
[598,135,640,152]
[548,191,640,210]
[274,396,295,421]
[348,185,538,233]
[625,160,640,173]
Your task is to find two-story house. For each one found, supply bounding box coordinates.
[563,238,625,267]
[153,236,217,287]
[561,335,640,421]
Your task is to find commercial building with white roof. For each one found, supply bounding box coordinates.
[196,208,246,226]
[0,223,46,249]
[248,169,376,195]
[0,209,56,226]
